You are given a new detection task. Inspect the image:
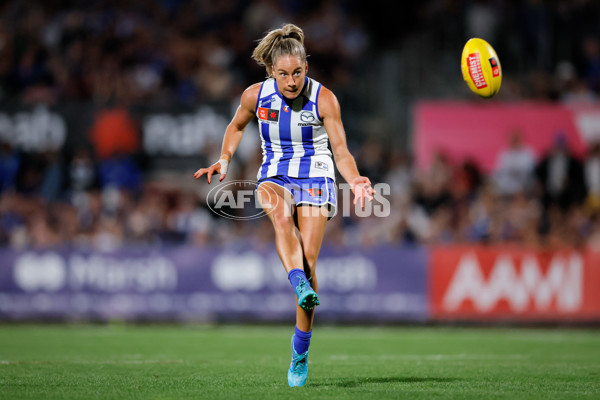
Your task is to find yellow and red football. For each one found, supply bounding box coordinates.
[461,38,502,98]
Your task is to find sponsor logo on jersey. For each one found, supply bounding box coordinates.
[315,161,328,171]
[467,53,487,89]
[259,97,275,107]
[300,111,315,122]
[258,107,279,122]
[489,57,500,77]
[298,111,317,126]
[283,105,289,112]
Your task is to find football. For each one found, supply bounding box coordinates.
[461,38,502,98]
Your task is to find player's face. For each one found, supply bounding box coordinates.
[272,55,307,99]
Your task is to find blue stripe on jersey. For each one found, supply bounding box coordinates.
[315,84,322,121]
[259,122,273,179]
[276,102,293,176]
[255,82,264,113]
[298,126,314,176]
[298,98,316,176]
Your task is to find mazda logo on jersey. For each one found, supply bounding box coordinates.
[258,108,279,122]
[300,111,315,122]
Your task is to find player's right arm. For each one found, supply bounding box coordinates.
[193,83,260,184]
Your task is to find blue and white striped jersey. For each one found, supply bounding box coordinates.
[255,77,335,181]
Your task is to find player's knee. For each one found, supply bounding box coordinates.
[303,246,319,268]
[271,212,294,232]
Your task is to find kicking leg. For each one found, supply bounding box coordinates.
[256,182,303,274]
[256,182,319,311]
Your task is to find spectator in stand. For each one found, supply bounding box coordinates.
[557,61,598,106]
[67,146,99,197]
[39,150,65,203]
[164,190,213,245]
[503,190,542,244]
[89,107,143,197]
[358,140,387,185]
[414,149,453,216]
[582,36,600,94]
[584,142,600,215]
[98,153,142,193]
[384,149,415,203]
[0,141,20,193]
[534,132,586,213]
[468,181,497,243]
[0,192,27,247]
[587,212,600,250]
[493,130,537,197]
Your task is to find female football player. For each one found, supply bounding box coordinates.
[194,23,373,387]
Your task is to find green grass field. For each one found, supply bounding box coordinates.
[0,324,599,399]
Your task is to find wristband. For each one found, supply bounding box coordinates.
[217,158,229,175]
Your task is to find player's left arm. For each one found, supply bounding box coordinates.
[319,86,374,206]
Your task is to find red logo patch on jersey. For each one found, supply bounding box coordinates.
[258,107,267,120]
[306,188,322,197]
[258,107,279,122]
[284,105,289,112]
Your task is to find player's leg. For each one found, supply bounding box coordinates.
[293,176,336,319]
[287,204,328,387]
[256,181,318,310]
[257,178,330,387]
[295,204,328,331]
[256,181,303,273]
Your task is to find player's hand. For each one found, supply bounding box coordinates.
[193,159,228,184]
[350,176,374,208]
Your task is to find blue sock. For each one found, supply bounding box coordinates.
[293,326,312,354]
[288,268,310,291]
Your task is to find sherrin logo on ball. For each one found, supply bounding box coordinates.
[461,38,502,98]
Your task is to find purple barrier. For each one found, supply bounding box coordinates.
[0,245,427,322]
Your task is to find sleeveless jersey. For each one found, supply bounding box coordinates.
[255,77,335,181]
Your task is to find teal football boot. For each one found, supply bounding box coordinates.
[295,277,320,311]
[287,336,309,387]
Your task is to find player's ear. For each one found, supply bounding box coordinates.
[304,61,308,74]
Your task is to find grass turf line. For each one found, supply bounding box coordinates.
[0,325,599,399]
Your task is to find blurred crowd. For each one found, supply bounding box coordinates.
[0,0,368,106]
[349,133,600,250]
[1,0,600,106]
[3,131,600,251]
[1,0,600,251]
